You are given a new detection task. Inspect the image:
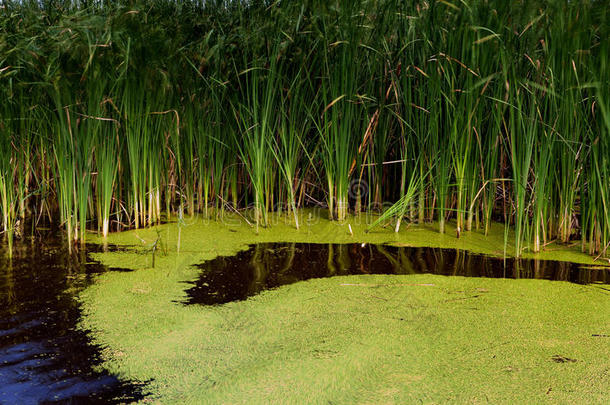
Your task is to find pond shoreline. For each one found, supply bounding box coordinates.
[90,210,610,267]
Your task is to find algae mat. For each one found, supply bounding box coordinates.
[79,213,610,403]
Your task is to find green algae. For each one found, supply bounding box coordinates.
[90,209,604,268]
[79,210,610,403]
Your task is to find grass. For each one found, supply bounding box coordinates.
[232,59,278,230]
[80,211,610,404]
[0,103,15,254]
[270,69,308,229]
[0,0,609,260]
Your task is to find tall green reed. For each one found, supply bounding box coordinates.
[0,0,608,260]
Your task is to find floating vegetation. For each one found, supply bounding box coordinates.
[0,0,608,259]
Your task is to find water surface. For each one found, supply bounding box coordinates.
[0,237,145,404]
[185,243,610,305]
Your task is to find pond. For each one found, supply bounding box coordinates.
[185,243,610,305]
[0,237,145,404]
[2,238,609,403]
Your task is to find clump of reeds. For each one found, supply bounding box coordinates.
[0,0,608,258]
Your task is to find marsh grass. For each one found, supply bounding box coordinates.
[0,0,608,258]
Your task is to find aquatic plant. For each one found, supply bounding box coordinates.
[0,0,608,258]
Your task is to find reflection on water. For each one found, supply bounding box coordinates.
[0,237,145,404]
[185,243,610,305]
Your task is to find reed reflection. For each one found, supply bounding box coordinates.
[185,244,610,306]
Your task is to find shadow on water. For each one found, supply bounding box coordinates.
[185,243,610,306]
[0,236,147,404]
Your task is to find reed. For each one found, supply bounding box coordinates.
[232,59,278,230]
[0,0,608,259]
[0,99,15,254]
[270,69,309,229]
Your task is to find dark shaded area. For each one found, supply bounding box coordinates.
[185,243,610,305]
[551,355,577,363]
[0,237,147,404]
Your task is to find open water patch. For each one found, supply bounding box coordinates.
[185,243,610,305]
[0,238,147,404]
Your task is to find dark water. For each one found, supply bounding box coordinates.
[0,237,145,404]
[185,243,610,305]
